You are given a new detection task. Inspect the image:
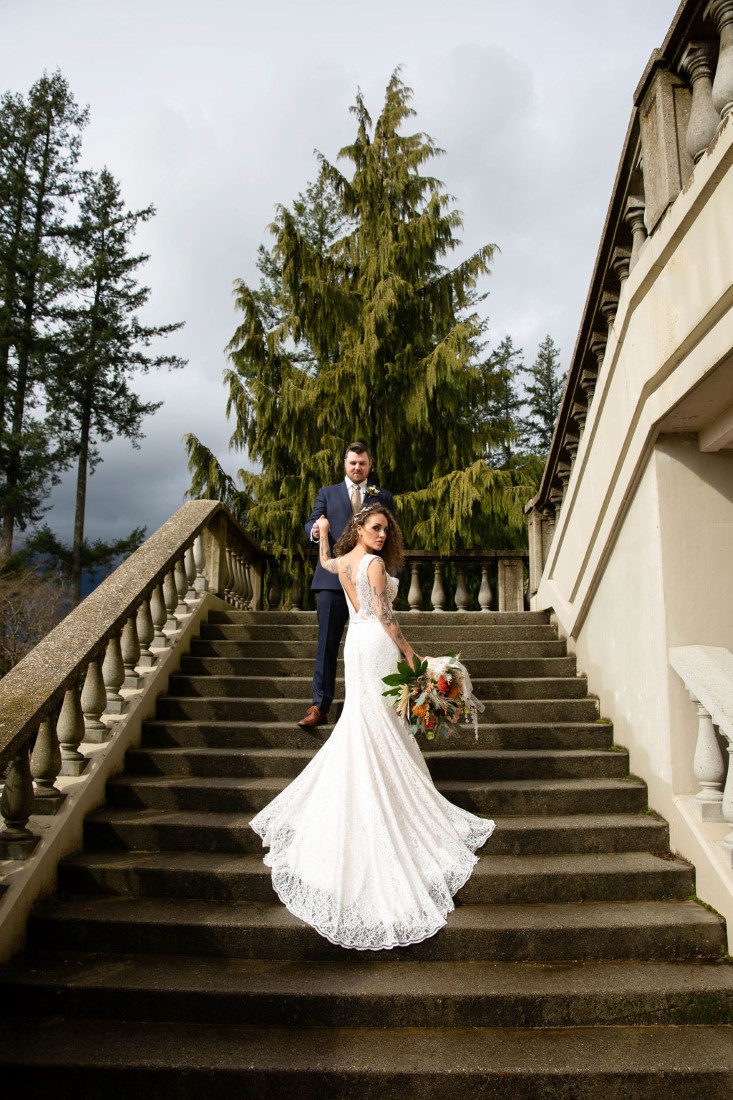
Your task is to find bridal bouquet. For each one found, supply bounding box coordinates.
[382,653,484,741]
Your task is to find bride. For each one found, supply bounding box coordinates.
[250,503,495,950]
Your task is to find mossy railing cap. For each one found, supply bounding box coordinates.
[0,500,265,766]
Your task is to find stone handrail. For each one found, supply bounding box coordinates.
[526,0,733,597]
[669,644,733,866]
[0,500,268,858]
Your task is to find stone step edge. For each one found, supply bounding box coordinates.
[0,1019,731,1081]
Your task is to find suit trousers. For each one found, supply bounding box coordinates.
[313,588,350,712]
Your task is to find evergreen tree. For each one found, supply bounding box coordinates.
[188,72,536,555]
[8,522,146,592]
[522,334,566,455]
[0,71,87,558]
[47,167,185,602]
[480,335,526,467]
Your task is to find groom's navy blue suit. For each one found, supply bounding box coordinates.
[305,481,395,714]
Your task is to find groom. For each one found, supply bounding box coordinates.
[298,441,395,729]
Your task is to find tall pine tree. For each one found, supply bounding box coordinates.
[47,167,185,601]
[188,72,536,555]
[0,71,87,558]
[522,334,566,455]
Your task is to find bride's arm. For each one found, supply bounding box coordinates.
[367,557,418,665]
[317,516,339,575]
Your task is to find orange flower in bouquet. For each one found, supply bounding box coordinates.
[382,654,484,741]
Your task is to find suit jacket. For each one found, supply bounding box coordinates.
[305,481,395,591]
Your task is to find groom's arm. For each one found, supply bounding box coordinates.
[305,486,329,542]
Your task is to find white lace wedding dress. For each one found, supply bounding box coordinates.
[250,553,495,950]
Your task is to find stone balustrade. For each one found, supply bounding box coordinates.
[526,0,733,595]
[0,500,268,860]
[669,645,733,867]
[270,549,528,613]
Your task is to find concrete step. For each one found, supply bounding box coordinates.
[154,695,600,723]
[57,850,695,905]
[179,654,580,679]
[166,674,590,701]
[26,896,726,962]
[83,809,671,857]
[208,610,552,626]
[189,638,571,659]
[123,746,628,782]
[140,718,615,752]
[102,774,646,816]
[3,1018,731,1098]
[3,953,731,1029]
[198,623,559,642]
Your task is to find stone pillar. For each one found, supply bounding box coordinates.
[408,563,422,612]
[202,511,229,597]
[497,557,524,612]
[611,246,632,290]
[121,616,141,690]
[430,562,447,611]
[0,748,37,859]
[599,291,619,333]
[454,565,470,611]
[267,565,281,610]
[31,716,65,814]
[150,583,168,650]
[679,41,721,162]
[58,683,87,776]
[690,693,726,819]
[478,565,493,612]
[638,68,693,232]
[81,656,109,743]
[136,597,156,668]
[102,633,126,715]
[193,533,208,593]
[706,0,733,120]
[527,508,546,600]
[624,196,647,271]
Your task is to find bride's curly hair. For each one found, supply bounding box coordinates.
[333,503,405,575]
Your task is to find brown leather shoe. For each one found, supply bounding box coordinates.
[297,705,328,729]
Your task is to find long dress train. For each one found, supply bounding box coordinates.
[250,553,495,950]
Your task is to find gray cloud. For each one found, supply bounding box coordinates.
[2,0,678,547]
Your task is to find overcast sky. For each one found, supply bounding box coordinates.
[3,0,677,547]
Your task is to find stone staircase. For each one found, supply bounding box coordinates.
[1,608,732,1097]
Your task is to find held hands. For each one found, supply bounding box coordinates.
[313,515,329,540]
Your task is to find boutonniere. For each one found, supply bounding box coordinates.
[365,485,380,498]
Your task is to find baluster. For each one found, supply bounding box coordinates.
[231,554,242,607]
[611,245,632,290]
[0,747,37,858]
[430,562,446,612]
[268,565,281,610]
[150,583,168,649]
[31,715,65,813]
[81,656,110,743]
[174,558,190,617]
[163,569,179,632]
[454,565,470,611]
[624,197,647,272]
[103,633,126,715]
[719,737,733,865]
[224,547,235,603]
[599,291,619,334]
[408,563,422,612]
[194,533,208,593]
[185,544,198,604]
[290,569,303,611]
[680,41,721,162]
[690,693,726,818]
[121,616,141,690]
[707,1,733,120]
[136,595,156,667]
[242,561,253,610]
[58,682,87,776]
[478,565,493,612]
